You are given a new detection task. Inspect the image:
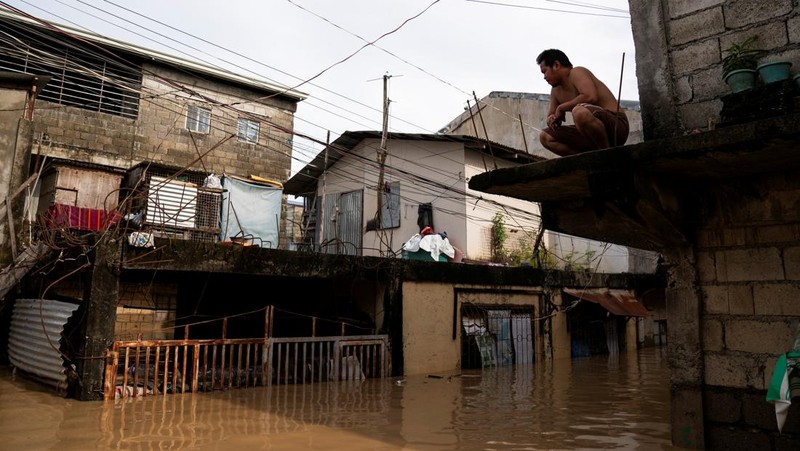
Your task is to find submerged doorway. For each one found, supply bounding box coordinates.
[460,303,535,369]
[567,300,628,357]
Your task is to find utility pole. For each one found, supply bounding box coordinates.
[376,73,391,235]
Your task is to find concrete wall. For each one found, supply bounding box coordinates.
[630,0,800,139]
[0,87,28,264]
[691,174,800,447]
[32,64,297,182]
[317,137,543,261]
[402,281,551,375]
[440,91,643,159]
[463,151,541,261]
[626,2,800,447]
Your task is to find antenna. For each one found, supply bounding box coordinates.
[613,52,625,147]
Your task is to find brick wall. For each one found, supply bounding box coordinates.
[29,62,301,242]
[693,174,800,446]
[136,65,296,182]
[32,63,297,182]
[631,0,800,139]
[115,281,178,340]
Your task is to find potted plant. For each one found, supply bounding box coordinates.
[757,59,793,84]
[722,35,761,93]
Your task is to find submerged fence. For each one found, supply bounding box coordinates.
[104,334,390,400]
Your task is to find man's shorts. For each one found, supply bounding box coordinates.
[543,104,629,152]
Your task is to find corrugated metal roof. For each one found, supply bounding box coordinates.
[563,288,648,317]
[284,131,546,195]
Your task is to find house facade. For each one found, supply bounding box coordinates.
[0,8,306,267]
[284,131,544,262]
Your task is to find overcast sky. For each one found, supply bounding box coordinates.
[2,0,637,174]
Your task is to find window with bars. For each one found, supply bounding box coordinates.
[186,105,211,133]
[237,118,259,143]
[0,20,142,118]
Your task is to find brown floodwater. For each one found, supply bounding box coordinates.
[0,347,680,450]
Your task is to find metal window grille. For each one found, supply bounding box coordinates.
[0,19,142,118]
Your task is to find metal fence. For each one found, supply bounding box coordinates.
[104,334,390,400]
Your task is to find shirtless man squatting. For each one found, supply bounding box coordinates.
[536,48,629,157]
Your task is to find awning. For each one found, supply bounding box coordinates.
[563,288,648,317]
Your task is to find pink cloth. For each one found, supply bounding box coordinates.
[44,204,122,232]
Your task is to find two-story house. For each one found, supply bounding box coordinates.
[0,7,306,268]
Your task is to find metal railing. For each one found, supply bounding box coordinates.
[104,334,390,400]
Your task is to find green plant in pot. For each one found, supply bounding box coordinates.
[722,35,762,93]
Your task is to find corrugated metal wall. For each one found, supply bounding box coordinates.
[320,190,362,255]
[8,298,80,393]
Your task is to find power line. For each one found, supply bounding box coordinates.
[465,0,629,18]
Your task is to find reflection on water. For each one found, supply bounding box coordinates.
[0,347,678,450]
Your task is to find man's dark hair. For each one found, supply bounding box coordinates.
[536,49,573,68]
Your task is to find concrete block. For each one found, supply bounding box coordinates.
[705,353,760,388]
[755,224,800,245]
[667,0,725,19]
[753,283,800,316]
[703,284,753,315]
[703,285,729,314]
[674,76,692,104]
[722,0,792,29]
[785,247,800,280]
[790,16,800,44]
[689,66,729,102]
[703,388,741,423]
[702,318,724,351]
[696,251,717,283]
[671,38,720,76]
[668,8,724,46]
[726,319,794,354]
[716,248,784,282]
[677,99,722,130]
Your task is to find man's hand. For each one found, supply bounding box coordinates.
[547,114,562,129]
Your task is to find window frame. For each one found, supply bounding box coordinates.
[237,117,260,143]
[186,105,211,133]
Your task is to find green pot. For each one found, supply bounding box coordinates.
[724,69,757,93]
[794,74,800,90]
[757,61,792,84]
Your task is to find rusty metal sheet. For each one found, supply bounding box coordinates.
[563,288,648,317]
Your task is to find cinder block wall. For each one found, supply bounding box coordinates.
[630,0,800,140]
[694,174,800,448]
[137,65,297,182]
[32,64,297,181]
[29,63,300,247]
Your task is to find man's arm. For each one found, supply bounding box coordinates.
[546,88,561,128]
[554,67,599,117]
